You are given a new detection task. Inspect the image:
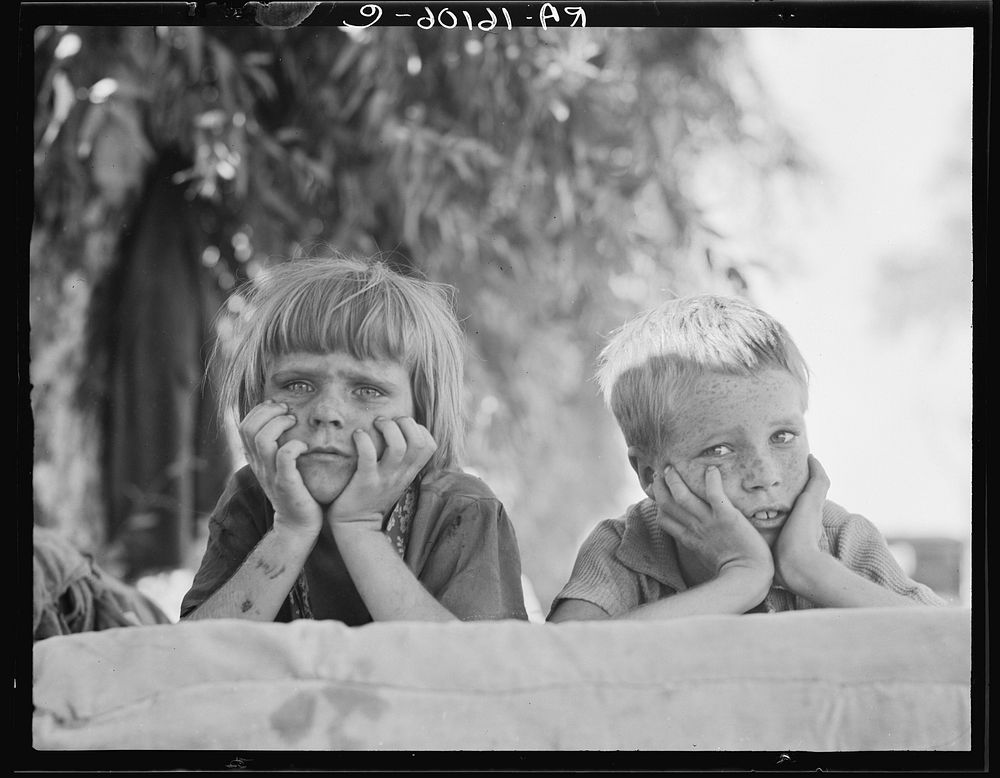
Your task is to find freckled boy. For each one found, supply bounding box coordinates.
[548,295,945,622]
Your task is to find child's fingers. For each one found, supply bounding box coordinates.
[393,417,438,466]
[331,420,435,524]
[776,455,830,560]
[652,474,724,551]
[650,475,694,532]
[239,400,288,437]
[239,401,293,450]
[274,439,308,479]
[807,454,831,493]
[351,428,379,475]
[240,407,294,485]
[801,454,831,503]
[269,439,311,511]
[661,466,711,521]
[393,415,431,445]
[372,417,406,467]
[257,412,297,444]
[650,471,686,517]
[246,415,296,468]
[269,439,323,533]
[703,466,735,512]
[653,469,713,548]
[790,454,831,518]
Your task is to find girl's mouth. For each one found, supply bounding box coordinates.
[300,448,353,464]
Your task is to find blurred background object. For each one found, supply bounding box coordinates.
[28,21,973,618]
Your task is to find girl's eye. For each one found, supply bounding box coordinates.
[701,444,733,458]
[772,431,797,444]
[284,381,313,394]
[356,386,384,399]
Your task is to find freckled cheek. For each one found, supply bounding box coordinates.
[671,462,737,503]
[707,462,743,499]
[767,444,810,496]
[787,453,810,494]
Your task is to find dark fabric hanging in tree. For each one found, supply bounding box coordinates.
[104,157,234,581]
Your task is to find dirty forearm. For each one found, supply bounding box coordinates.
[183,523,318,622]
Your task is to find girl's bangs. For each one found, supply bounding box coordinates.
[264,283,411,365]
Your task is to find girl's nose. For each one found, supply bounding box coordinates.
[307,389,347,428]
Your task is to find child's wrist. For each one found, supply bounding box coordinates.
[329,520,396,559]
[717,559,774,605]
[270,516,321,550]
[719,545,774,579]
[775,547,828,595]
[328,512,385,534]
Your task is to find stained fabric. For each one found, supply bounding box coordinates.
[32,608,972,750]
[103,158,233,580]
[33,526,172,641]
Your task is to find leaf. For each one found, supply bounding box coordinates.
[241,61,279,102]
[249,1,321,29]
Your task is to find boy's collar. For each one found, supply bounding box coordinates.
[616,500,688,592]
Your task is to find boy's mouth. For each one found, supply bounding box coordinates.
[746,509,787,530]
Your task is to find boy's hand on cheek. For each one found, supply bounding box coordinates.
[654,465,773,582]
[239,400,323,539]
[326,416,437,532]
[773,454,830,590]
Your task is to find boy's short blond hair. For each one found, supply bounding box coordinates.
[595,294,809,455]
[212,255,465,474]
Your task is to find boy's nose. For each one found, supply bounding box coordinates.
[741,452,781,491]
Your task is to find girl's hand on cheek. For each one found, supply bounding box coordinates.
[654,465,772,579]
[773,454,830,588]
[238,400,292,475]
[239,400,323,538]
[326,416,437,531]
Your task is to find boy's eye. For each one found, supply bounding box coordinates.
[283,381,313,394]
[772,431,797,444]
[701,444,733,457]
[355,385,384,399]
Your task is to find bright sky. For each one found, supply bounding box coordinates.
[738,28,974,544]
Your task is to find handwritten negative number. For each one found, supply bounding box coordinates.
[344,4,587,30]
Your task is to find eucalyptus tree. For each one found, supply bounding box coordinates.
[31,22,804,601]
